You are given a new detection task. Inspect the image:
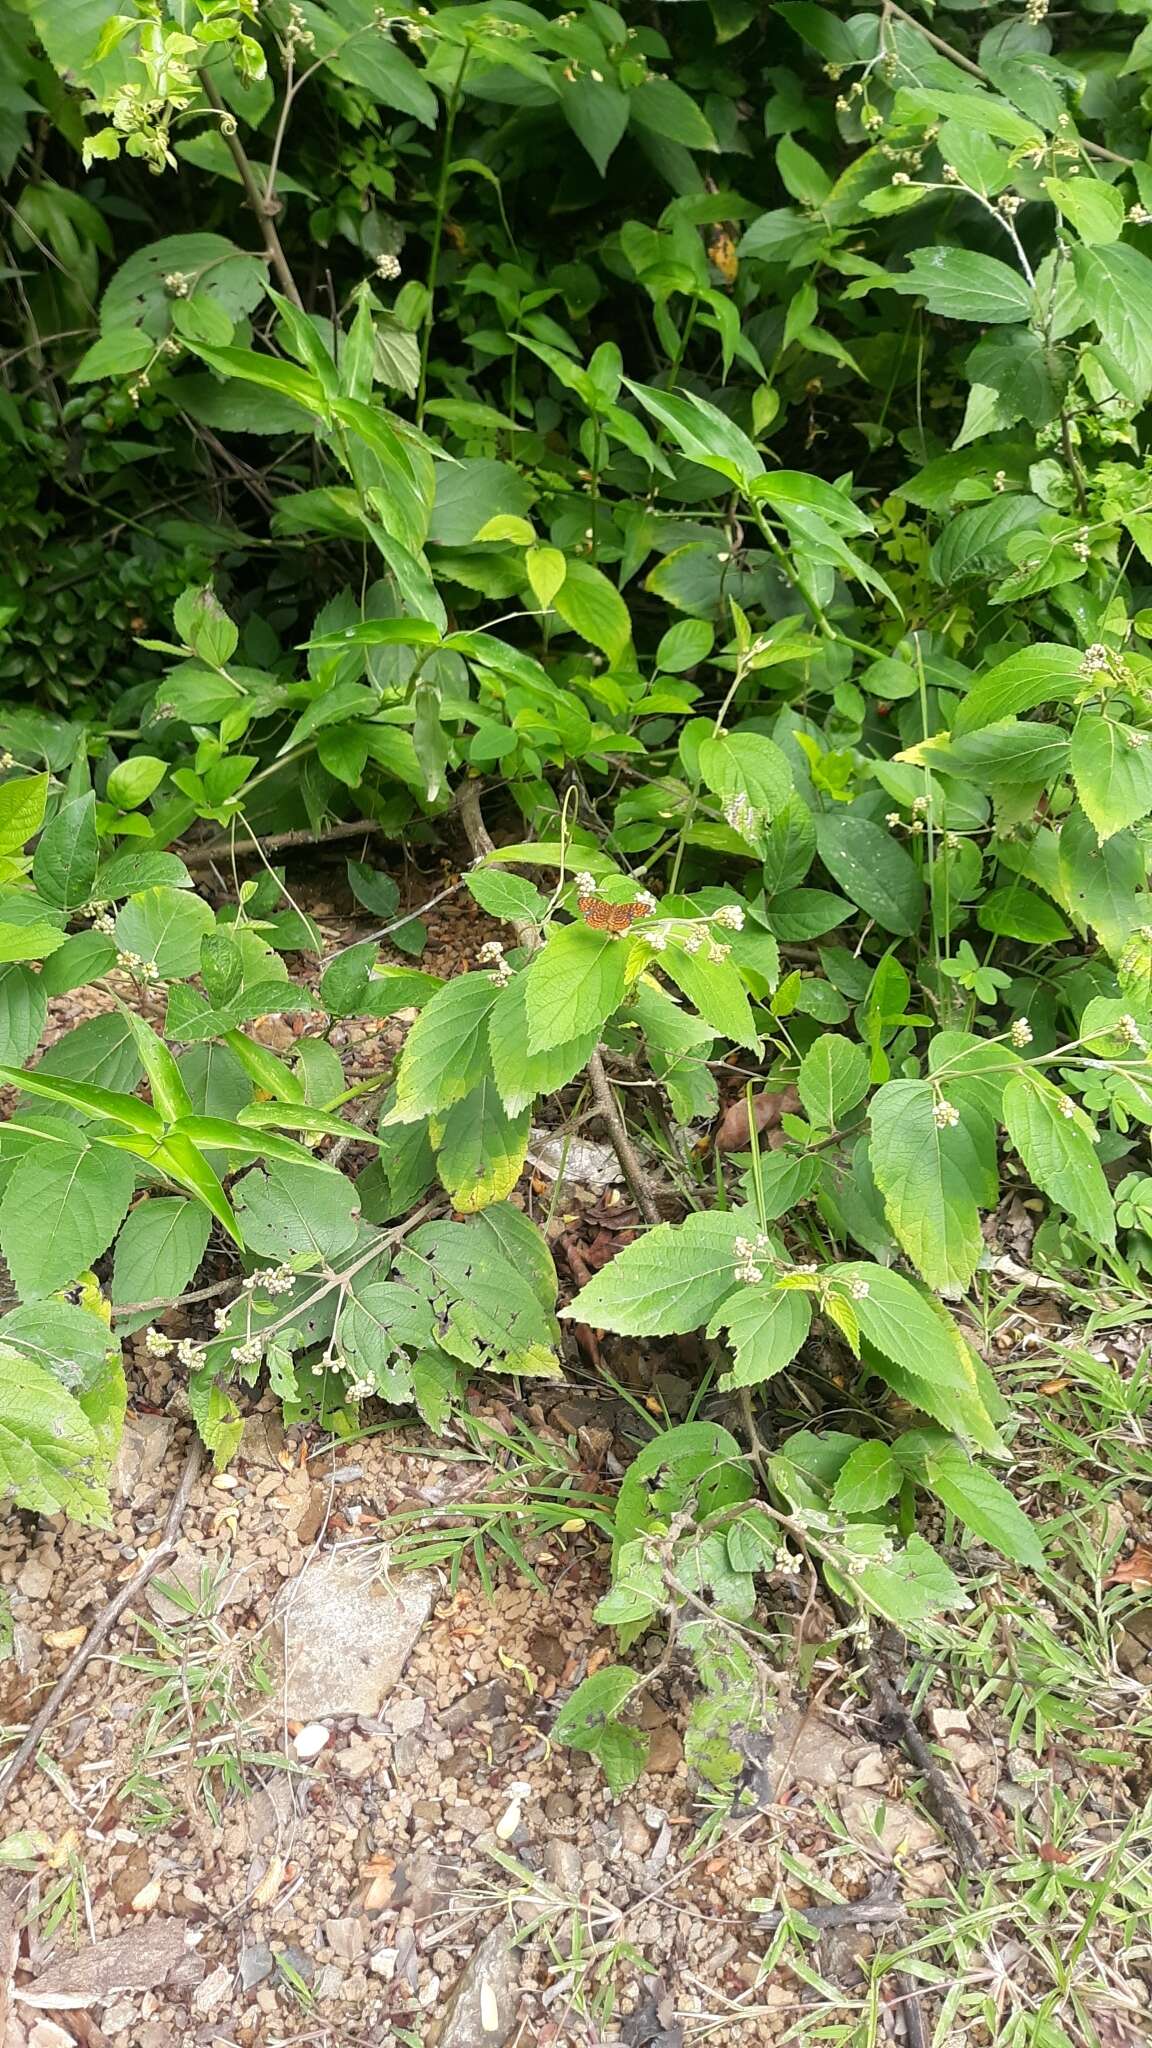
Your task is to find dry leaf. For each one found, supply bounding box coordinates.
[714,1085,800,1154]
[1107,1545,1152,1586]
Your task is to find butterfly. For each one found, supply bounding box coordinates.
[578,893,651,935]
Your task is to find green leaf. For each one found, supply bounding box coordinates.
[114,887,216,980]
[954,644,1087,736]
[1074,242,1152,402]
[830,1263,997,1441]
[33,792,99,910]
[1070,711,1152,840]
[561,76,630,175]
[562,1209,749,1335]
[488,971,600,1118]
[920,1442,1044,1568]
[624,378,764,490]
[815,815,924,937]
[629,78,716,151]
[1001,1069,1115,1244]
[659,939,761,1051]
[105,756,166,810]
[798,1033,869,1129]
[464,867,546,928]
[0,920,68,964]
[0,1343,108,1525]
[0,1134,136,1298]
[0,774,49,854]
[0,964,46,1067]
[524,924,630,1054]
[432,1078,531,1213]
[1059,804,1142,956]
[551,559,632,663]
[697,729,792,817]
[1045,176,1124,247]
[889,246,1034,322]
[234,1160,361,1261]
[869,1079,991,1293]
[831,1440,901,1514]
[389,972,502,1121]
[708,1283,811,1390]
[103,235,269,340]
[2,1298,115,1395]
[977,885,1070,944]
[553,1667,647,1794]
[111,1198,212,1308]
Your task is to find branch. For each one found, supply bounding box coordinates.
[0,1439,204,1813]
[198,72,303,308]
[181,817,386,869]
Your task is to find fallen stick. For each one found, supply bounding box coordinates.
[0,1438,204,1813]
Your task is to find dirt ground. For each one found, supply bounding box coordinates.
[1,854,1151,2048]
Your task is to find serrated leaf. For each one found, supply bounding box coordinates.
[798,1032,869,1129]
[1070,710,1152,840]
[33,792,99,910]
[0,1342,109,1525]
[1001,1069,1114,1244]
[390,972,502,1121]
[111,1198,212,1308]
[869,1078,991,1292]
[562,1210,748,1335]
[0,1135,136,1298]
[815,814,924,937]
[524,923,629,1054]
[830,1439,902,1513]
[921,1443,1044,1568]
[488,971,599,1118]
[432,1078,531,1212]
[708,1283,811,1389]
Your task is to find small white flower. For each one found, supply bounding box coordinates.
[713,903,745,931]
[849,1277,870,1300]
[1010,1017,1033,1048]
[707,938,731,963]
[1118,1013,1145,1049]
[176,1338,200,1367]
[574,871,597,896]
[92,912,116,936]
[681,928,704,955]
[993,468,1007,492]
[912,795,929,815]
[885,811,901,829]
[933,1096,961,1128]
[736,1260,764,1285]
[145,1327,173,1358]
[477,939,505,964]
[1057,1094,1076,1119]
[634,888,657,913]
[891,171,911,187]
[374,252,401,281]
[1080,644,1111,677]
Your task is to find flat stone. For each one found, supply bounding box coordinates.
[191,1963,231,2015]
[770,1710,852,1791]
[111,1416,174,1503]
[238,1943,275,1990]
[324,1919,365,1962]
[386,1696,427,1736]
[438,1926,518,2048]
[839,1790,939,1861]
[274,1552,433,1720]
[276,1944,314,1988]
[16,1551,56,1602]
[240,1412,285,1469]
[441,1679,505,1735]
[15,1922,198,2009]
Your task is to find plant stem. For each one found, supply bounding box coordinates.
[199,72,303,308]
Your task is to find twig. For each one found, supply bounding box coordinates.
[586,1050,661,1225]
[198,72,303,307]
[181,817,386,869]
[753,1897,905,1929]
[0,1439,204,1813]
[850,1630,985,1872]
[882,2,1128,164]
[325,876,466,958]
[112,1276,236,1318]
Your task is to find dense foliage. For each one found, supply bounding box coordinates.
[4,0,1152,1783]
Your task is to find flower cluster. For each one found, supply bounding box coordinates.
[932,1096,961,1129]
[1009,1017,1033,1048]
[245,1264,296,1297]
[375,252,401,282]
[1080,644,1112,678]
[713,903,745,931]
[1118,1013,1145,1049]
[145,1328,173,1358]
[733,1233,772,1286]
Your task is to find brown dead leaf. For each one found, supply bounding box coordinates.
[714,1085,800,1154]
[1107,1546,1152,1587]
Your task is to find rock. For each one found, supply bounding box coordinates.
[529,1631,567,1679]
[292,1722,330,1761]
[273,1553,433,1720]
[930,1708,970,1739]
[543,1789,574,1821]
[324,1919,365,1962]
[338,1735,379,1780]
[29,2023,79,2048]
[238,1943,275,1990]
[16,1552,56,1602]
[15,1922,198,2008]
[312,1964,346,2001]
[619,1807,652,1856]
[644,1726,682,1776]
[386,1696,427,1736]
[192,1964,231,2015]
[146,1544,251,1622]
[441,1680,506,1735]
[839,1790,939,1861]
[544,1840,581,1891]
[851,1748,889,1789]
[240,1411,285,1468]
[369,1947,397,1980]
[768,1710,852,1792]
[111,1415,174,1502]
[437,1926,518,2047]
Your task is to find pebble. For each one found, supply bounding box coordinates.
[644,1725,683,1775]
[293,1722,331,1761]
[544,1839,582,1890]
[16,1553,56,1601]
[192,1963,231,2015]
[325,1918,366,1961]
[276,1943,315,1987]
[238,1942,275,1990]
[543,1789,574,1820]
[618,1807,652,1855]
[369,1947,398,1980]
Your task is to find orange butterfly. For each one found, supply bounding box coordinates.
[578,893,651,935]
